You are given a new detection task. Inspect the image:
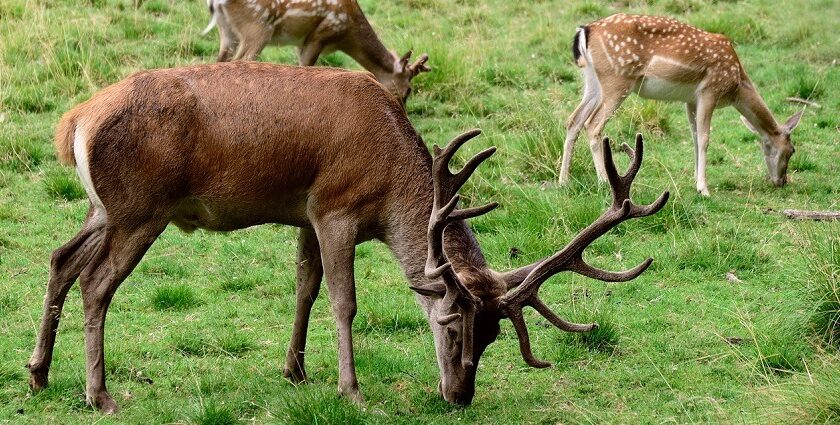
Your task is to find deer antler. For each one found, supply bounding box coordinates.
[499,134,669,368]
[397,50,431,76]
[422,129,497,368]
[409,53,431,75]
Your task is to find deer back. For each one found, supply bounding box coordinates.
[60,62,429,233]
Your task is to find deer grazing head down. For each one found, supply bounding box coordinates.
[412,131,669,404]
[385,50,431,104]
[204,0,431,104]
[29,63,666,412]
[741,110,803,186]
[559,13,804,196]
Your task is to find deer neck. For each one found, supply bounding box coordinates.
[734,80,782,138]
[385,190,491,293]
[343,23,396,82]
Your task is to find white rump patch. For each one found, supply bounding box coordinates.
[73,124,107,225]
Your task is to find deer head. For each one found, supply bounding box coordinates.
[741,110,803,186]
[387,50,431,104]
[411,132,669,405]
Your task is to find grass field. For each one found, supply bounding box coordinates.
[1,0,840,423]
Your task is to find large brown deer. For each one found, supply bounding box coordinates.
[559,13,803,196]
[202,0,430,104]
[27,61,667,413]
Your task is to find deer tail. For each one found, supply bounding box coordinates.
[201,0,217,35]
[53,110,77,166]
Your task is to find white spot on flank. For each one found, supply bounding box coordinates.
[73,123,107,224]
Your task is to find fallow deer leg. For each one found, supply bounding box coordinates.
[585,85,630,182]
[215,7,240,62]
[560,69,601,185]
[693,97,716,196]
[28,207,105,390]
[686,103,699,181]
[298,41,324,66]
[79,220,166,414]
[283,227,323,383]
[313,217,362,403]
[232,26,272,61]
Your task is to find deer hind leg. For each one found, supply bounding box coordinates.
[231,23,272,61]
[79,220,167,413]
[312,216,363,403]
[297,41,324,66]
[214,5,240,62]
[559,64,602,185]
[284,227,323,383]
[27,207,106,391]
[693,97,716,196]
[585,82,632,182]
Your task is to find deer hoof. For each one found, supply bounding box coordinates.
[340,388,365,405]
[90,391,119,414]
[28,369,48,391]
[282,366,307,384]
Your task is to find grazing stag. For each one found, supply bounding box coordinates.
[202,0,430,103]
[559,13,803,196]
[28,61,667,413]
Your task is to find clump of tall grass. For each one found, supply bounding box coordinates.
[799,223,840,348]
[276,389,369,425]
[43,169,86,201]
[151,284,200,311]
[788,73,824,101]
[191,399,239,425]
[770,365,840,423]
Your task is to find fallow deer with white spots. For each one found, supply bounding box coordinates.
[202,0,430,103]
[27,61,667,413]
[559,13,803,196]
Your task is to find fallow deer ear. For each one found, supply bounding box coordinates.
[410,282,447,298]
[391,50,404,73]
[784,109,804,133]
[740,116,760,135]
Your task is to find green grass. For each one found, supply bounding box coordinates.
[42,169,86,201]
[151,284,200,310]
[1,0,840,423]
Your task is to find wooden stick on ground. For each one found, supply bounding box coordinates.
[782,210,840,221]
[785,97,821,108]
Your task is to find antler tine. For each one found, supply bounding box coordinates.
[507,309,552,368]
[409,53,431,74]
[425,130,496,306]
[499,135,668,368]
[567,257,653,282]
[400,49,413,62]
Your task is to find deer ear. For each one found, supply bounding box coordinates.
[784,109,804,133]
[410,282,447,298]
[740,116,759,135]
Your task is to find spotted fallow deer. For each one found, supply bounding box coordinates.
[559,13,804,196]
[28,61,667,413]
[202,0,430,103]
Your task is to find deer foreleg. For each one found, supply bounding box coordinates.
[314,216,363,403]
[693,98,715,196]
[284,227,323,383]
[686,103,699,180]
